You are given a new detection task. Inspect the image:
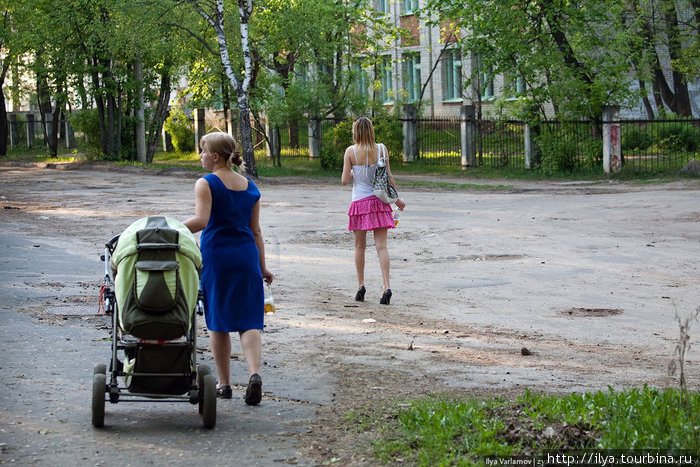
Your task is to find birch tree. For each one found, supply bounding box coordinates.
[184,0,259,176]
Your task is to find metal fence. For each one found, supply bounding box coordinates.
[264,115,699,173]
[476,120,526,169]
[416,118,461,165]
[620,119,699,173]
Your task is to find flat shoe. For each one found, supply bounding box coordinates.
[216,385,232,399]
[245,374,262,405]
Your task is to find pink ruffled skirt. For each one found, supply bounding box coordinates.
[348,195,395,231]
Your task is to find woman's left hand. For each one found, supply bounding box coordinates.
[262,268,274,285]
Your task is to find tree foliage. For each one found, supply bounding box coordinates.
[423,0,698,120]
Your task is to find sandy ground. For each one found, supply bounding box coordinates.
[0,161,699,465]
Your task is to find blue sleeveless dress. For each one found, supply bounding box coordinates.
[200,173,264,332]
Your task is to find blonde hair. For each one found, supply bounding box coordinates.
[200,132,243,167]
[352,116,376,147]
[352,116,378,163]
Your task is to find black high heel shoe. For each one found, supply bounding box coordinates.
[355,286,366,302]
[380,289,392,305]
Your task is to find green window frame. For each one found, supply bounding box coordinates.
[403,0,419,14]
[354,63,369,98]
[442,49,462,101]
[379,56,393,104]
[403,53,421,102]
[504,73,526,98]
[476,55,494,100]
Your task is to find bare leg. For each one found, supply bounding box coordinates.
[209,331,231,388]
[353,230,367,288]
[373,227,390,291]
[239,329,262,378]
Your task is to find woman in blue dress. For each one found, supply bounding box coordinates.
[184,132,273,405]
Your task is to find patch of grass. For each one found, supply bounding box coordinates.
[400,180,514,191]
[153,151,200,163]
[367,387,700,466]
[3,145,80,160]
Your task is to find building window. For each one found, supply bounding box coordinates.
[296,62,309,82]
[403,53,421,102]
[402,0,419,14]
[476,55,494,100]
[354,63,369,98]
[376,0,388,14]
[379,56,393,104]
[504,73,526,97]
[442,50,462,101]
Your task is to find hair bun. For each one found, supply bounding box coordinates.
[231,151,243,166]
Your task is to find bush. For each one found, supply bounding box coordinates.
[163,106,195,153]
[69,108,101,152]
[656,121,699,152]
[373,117,402,162]
[320,120,352,170]
[622,126,652,151]
[536,123,602,175]
[68,108,139,161]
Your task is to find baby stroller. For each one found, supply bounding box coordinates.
[92,216,217,428]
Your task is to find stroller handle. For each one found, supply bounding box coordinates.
[106,235,120,253]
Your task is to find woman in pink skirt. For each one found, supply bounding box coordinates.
[341,117,406,305]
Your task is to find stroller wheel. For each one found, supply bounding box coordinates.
[93,363,106,375]
[197,364,211,414]
[92,373,106,428]
[201,374,216,429]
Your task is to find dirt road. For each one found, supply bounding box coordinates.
[1,162,698,465]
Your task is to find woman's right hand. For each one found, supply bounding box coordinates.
[395,198,406,211]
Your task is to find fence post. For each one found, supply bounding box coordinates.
[460,104,476,168]
[65,117,75,148]
[194,108,206,155]
[266,121,280,162]
[308,117,321,159]
[9,113,18,146]
[523,123,534,169]
[26,113,35,147]
[602,105,621,174]
[403,104,417,163]
[44,112,53,145]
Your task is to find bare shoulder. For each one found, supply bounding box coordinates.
[343,145,356,162]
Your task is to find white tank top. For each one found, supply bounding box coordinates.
[351,144,386,202]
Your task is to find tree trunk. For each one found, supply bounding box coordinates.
[663,2,691,116]
[0,60,8,156]
[221,72,231,134]
[146,71,171,163]
[90,57,108,155]
[0,87,7,157]
[237,91,257,177]
[639,79,655,119]
[640,1,691,116]
[103,59,117,158]
[36,54,57,157]
[289,119,299,149]
[135,54,147,162]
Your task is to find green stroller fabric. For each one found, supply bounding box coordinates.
[111,216,202,340]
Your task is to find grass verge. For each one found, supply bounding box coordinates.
[352,387,699,466]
